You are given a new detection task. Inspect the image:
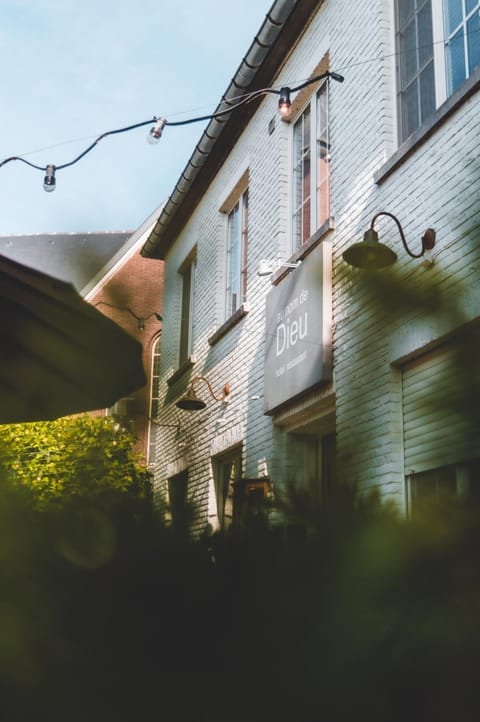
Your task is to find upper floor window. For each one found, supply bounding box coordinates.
[224,188,249,320]
[444,0,480,92]
[179,254,196,365]
[291,81,330,251]
[396,0,480,142]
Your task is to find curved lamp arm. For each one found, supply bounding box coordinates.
[190,376,230,401]
[370,211,435,259]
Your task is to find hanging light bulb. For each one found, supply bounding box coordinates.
[147,117,166,144]
[278,87,291,118]
[43,164,56,192]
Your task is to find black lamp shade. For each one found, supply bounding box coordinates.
[342,229,397,270]
[176,389,206,411]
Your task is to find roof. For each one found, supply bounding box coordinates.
[0,231,132,293]
[141,0,322,260]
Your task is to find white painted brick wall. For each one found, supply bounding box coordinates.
[153,0,480,529]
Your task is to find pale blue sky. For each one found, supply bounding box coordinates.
[0,0,273,235]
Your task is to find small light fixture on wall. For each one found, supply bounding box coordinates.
[342,211,436,270]
[176,376,231,411]
[257,259,301,277]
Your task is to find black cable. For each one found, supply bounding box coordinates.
[0,71,343,176]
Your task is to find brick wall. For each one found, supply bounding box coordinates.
[90,249,164,463]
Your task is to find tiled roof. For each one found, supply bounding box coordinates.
[0,231,132,292]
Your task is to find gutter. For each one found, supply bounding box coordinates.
[142,0,320,259]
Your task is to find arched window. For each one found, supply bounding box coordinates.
[147,336,161,467]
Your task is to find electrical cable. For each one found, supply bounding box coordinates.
[2,21,479,188]
[0,71,343,184]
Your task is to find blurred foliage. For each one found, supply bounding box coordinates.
[0,477,479,721]
[0,415,151,509]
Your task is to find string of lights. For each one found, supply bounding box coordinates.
[0,71,343,192]
[2,19,479,194]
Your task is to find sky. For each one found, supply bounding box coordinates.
[0,0,273,236]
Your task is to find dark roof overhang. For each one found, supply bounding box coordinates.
[141,0,323,259]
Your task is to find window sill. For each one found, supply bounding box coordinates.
[375,65,480,185]
[270,216,334,286]
[208,303,250,346]
[166,354,197,386]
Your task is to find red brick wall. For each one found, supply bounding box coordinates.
[90,251,164,462]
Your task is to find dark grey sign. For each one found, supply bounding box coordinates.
[263,244,332,414]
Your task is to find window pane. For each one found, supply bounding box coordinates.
[225,189,248,319]
[445,0,463,34]
[316,86,329,228]
[418,1,433,66]
[293,107,311,248]
[302,105,311,149]
[398,0,416,27]
[215,452,241,531]
[241,190,249,302]
[403,80,420,138]
[467,11,480,75]
[419,61,436,121]
[466,0,479,13]
[179,262,193,363]
[403,18,419,83]
[396,0,435,141]
[226,203,240,316]
[447,27,467,92]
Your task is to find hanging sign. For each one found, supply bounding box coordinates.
[263,242,332,414]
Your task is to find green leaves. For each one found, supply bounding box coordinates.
[0,415,151,508]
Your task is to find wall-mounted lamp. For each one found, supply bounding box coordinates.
[342,211,436,270]
[257,259,302,277]
[93,301,162,330]
[176,376,231,411]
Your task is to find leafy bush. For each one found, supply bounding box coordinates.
[0,415,151,508]
[0,479,479,721]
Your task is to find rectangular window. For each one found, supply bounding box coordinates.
[168,469,188,533]
[225,188,248,319]
[408,458,480,514]
[179,256,195,365]
[444,0,480,92]
[214,448,242,531]
[395,0,480,142]
[288,431,336,511]
[292,81,329,251]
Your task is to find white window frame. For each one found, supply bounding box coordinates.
[224,188,248,321]
[442,0,480,93]
[396,0,480,142]
[290,80,330,253]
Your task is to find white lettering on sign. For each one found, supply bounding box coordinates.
[276,313,308,356]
